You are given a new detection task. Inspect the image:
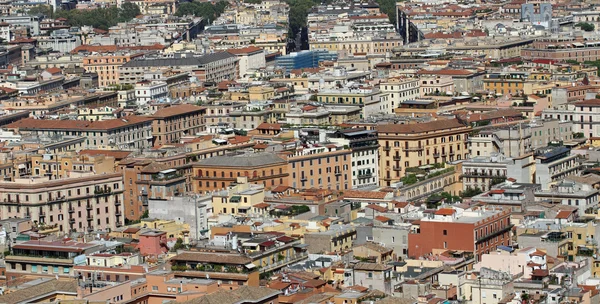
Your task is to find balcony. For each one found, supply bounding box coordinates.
[358,173,373,179]
[68,208,75,213]
[94,188,112,197]
[300,176,307,182]
[383,146,391,151]
[393,155,401,161]
[393,166,402,171]
[260,252,309,273]
[433,153,440,158]
[115,201,121,206]
[404,146,423,151]
[86,205,93,210]
[69,218,75,223]
[116,211,122,216]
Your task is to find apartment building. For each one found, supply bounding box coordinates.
[419,76,454,97]
[461,154,510,192]
[134,80,168,105]
[377,119,471,186]
[82,52,144,87]
[534,180,599,216]
[416,69,485,94]
[5,240,103,280]
[285,144,352,191]
[522,42,600,62]
[408,207,512,261]
[5,116,154,150]
[309,38,404,55]
[534,146,581,190]
[151,104,206,145]
[304,224,357,254]
[483,72,528,95]
[329,128,380,189]
[193,153,289,192]
[543,98,600,138]
[30,153,115,178]
[378,78,420,114]
[120,52,238,84]
[211,177,264,216]
[317,88,381,118]
[0,172,125,233]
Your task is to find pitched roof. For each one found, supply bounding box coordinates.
[377,119,466,134]
[0,279,78,304]
[227,46,264,55]
[435,208,456,216]
[343,190,388,200]
[122,52,235,68]
[180,286,280,304]
[152,104,205,118]
[356,242,393,254]
[45,67,62,74]
[6,116,153,131]
[365,204,388,212]
[353,262,392,271]
[78,149,132,160]
[71,43,165,54]
[197,153,286,168]
[256,123,281,131]
[574,99,600,107]
[555,210,574,219]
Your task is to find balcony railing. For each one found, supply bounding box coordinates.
[260,252,308,273]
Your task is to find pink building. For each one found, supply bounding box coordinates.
[138,230,168,256]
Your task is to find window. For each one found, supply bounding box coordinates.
[53,266,59,273]
[63,267,70,274]
[368,272,373,278]
[152,286,158,291]
[443,230,447,235]
[31,265,37,273]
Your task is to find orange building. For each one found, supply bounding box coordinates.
[284,145,352,191]
[82,52,144,87]
[193,153,289,192]
[151,104,206,145]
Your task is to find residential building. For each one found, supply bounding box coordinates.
[377,119,471,186]
[378,78,420,114]
[82,51,144,88]
[0,172,125,233]
[285,143,352,191]
[227,46,266,78]
[134,80,168,105]
[5,116,154,150]
[193,153,289,192]
[170,251,260,287]
[304,224,356,254]
[408,207,512,261]
[329,128,380,189]
[534,146,581,190]
[5,240,103,280]
[211,176,264,216]
[352,263,393,294]
[151,104,206,145]
[543,98,600,138]
[534,180,599,216]
[470,180,538,213]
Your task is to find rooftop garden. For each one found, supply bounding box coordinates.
[401,164,454,186]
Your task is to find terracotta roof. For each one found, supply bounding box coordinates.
[531,269,549,277]
[253,203,270,208]
[375,215,391,222]
[529,249,546,257]
[123,227,140,234]
[489,189,505,194]
[365,204,388,213]
[0,279,78,303]
[377,119,466,134]
[256,122,281,130]
[271,185,290,192]
[343,190,388,200]
[45,67,62,74]
[356,242,393,254]
[71,43,165,54]
[180,286,280,304]
[6,116,153,131]
[254,143,268,149]
[555,210,574,219]
[435,208,456,216]
[574,99,600,107]
[226,46,263,55]
[79,149,132,160]
[417,69,474,76]
[152,104,204,119]
[353,262,392,271]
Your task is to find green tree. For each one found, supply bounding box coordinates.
[140,210,149,219]
[120,2,141,21]
[576,22,595,31]
[27,5,53,17]
[175,0,228,22]
[461,186,483,198]
[52,3,140,30]
[172,238,184,251]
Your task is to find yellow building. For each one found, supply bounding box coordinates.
[248,86,275,101]
[483,72,528,95]
[30,152,116,178]
[377,118,471,186]
[211,177,266,216]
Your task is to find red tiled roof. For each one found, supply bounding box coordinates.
[253,202,269,209]
[227,46,263,55]
[343,190,388,200]
[79,149,132,160]
[375,215,391,222]
[435,208,455,216]
[152,104,205,118]
[378,119,466,134]
[489,189,505,194]
[256,123,281,130]
[365,204,387,213]
[71,43,165,54]
[417,69,474,76]
[555,210,574,219]
[6,116,153,131]
[260,240,276,247]
[45,67,62,74]
[271,185,290,193]
[574,99,600,107]
[530,249,546,257]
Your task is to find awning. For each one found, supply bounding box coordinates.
[245,263,256,269]
[230,196,241,203]
[238,206,250,210]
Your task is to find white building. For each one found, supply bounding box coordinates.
[379,78,420,114]
[329,128,380,189]
[135,80,168,105]
[227,46,266,78]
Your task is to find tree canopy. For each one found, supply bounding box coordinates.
[27,3,141,30]
[576,22,595,32]
[175,0,228,22]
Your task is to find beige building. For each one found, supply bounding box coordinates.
[211,177,265,216]
[0,172,125,234]
[377,119,471,186]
